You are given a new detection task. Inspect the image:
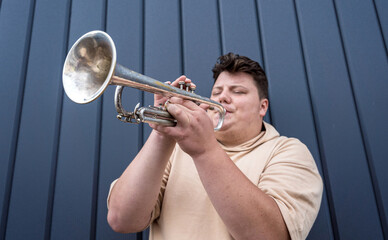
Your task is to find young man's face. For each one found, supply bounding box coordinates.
[210,71,268,145]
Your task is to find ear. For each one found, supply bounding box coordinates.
[259,98,269,117]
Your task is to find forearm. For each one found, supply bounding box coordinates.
[192,145,290,240]
[107,130,175,233]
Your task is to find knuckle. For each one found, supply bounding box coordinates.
[174,107,183,116]
[192,115,201,123]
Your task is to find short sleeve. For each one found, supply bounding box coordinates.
[258,138,323,240]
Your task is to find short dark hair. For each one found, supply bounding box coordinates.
[212,52,268,100]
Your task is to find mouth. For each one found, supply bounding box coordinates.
[222,108,233,120]
[222,106,234,114]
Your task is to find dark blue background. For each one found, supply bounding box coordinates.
[1,0,387,239]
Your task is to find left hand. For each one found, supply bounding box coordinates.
[151,96,218,157]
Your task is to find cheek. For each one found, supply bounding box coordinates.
[240,103,261,119]
[237,105,256,118]
[248,109,261,120]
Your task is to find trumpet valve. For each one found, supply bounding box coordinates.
[179,81,185,90]
[190,85,196,93]
[185,82,191,91]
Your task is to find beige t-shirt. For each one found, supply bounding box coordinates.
[108,122,323,239]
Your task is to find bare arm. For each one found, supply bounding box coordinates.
[107,76,193,233]
[156,97,290,240]
[107,130,175,233]
[192,145,290,240]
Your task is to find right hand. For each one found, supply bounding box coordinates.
[154,75,195,106]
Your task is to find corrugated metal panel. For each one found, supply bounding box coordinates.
[50,0,106,239]
[0,0,387,239]
[257,1,334,239]
[96,1,144,239]
[5,0,70,237]
[334,1,388,238]
[0,0,36,238]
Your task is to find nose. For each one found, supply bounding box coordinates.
[217,91,231,104]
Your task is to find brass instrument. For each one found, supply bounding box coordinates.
[62,30,225,130]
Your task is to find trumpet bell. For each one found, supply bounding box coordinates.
[62,30,226,131]
[62,31,117,104]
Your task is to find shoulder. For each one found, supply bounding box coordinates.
[262,123,316,168]
[272,136,311,157]
[269,136,318,171]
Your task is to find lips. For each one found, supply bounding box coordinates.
[222,105,234,114]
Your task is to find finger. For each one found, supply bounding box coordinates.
[182,99,202,111]
[154,81,172,104]
[151,123,166,132]
[165,102,191,128]
[151,123,181,140]
[171,76,195,90]
[150,122,174,134]
[170,75,187,88]
[190,83,196,90]
[198,103,210,111]
[184,78,198,92]
[168,97,203,112]
[168,96,184,105]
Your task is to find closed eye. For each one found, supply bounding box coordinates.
[233,89,247,94]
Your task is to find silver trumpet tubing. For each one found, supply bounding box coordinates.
[62,30,226,131]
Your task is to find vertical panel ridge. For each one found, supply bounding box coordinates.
[139,0,145,147]
[139,1,145,238]
[179,0,185,75]
[361,149,388,239]
[216,0,224,55]
[44,1,73,239]
[292,1,337,239]
[254,0,265,70]
[332,0,386,238]
[372,0,388,57]
[255,0,272,124]
[90,97,103,240]
[90,1,108,239]
[0,0,36,238]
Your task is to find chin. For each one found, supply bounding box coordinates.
[217,121,231,132]
[215,123,234,139]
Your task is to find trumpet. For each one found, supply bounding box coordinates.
[62,30,225,131]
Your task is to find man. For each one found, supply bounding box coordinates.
[107,53,323,240]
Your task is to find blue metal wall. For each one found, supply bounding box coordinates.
[0,0,387,239]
